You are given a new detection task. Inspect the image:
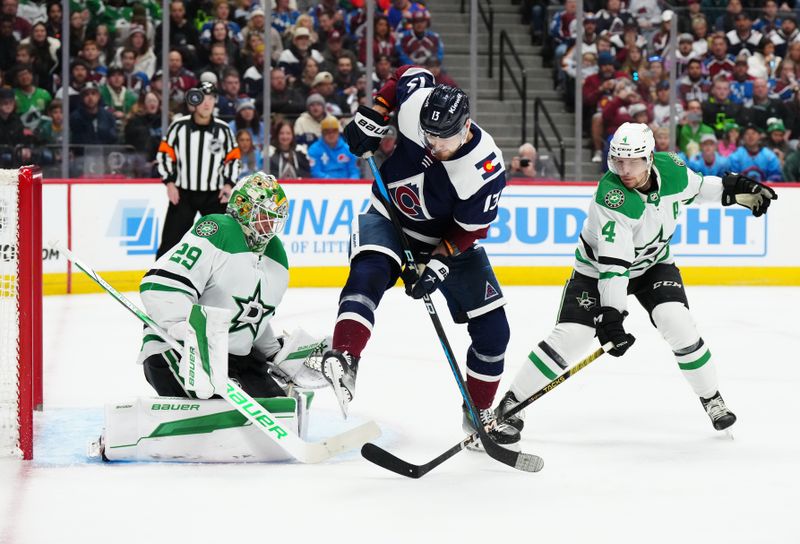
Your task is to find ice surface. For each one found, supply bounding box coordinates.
[1,286,798,543]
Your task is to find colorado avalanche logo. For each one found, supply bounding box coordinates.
[391,184,425,220]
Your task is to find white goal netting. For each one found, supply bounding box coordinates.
[0,171,21,457]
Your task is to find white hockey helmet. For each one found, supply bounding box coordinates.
[607,122,655,175]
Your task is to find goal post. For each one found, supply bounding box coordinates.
[0,166,42,460]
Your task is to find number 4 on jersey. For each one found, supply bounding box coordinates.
[602,221,616,243]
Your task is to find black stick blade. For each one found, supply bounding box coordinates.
[361,443,422,478]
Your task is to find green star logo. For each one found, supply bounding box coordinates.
[230,282,274,337]
[604,188,625,209]
[632,225,672,270]
[195,220,219,237]
[576,291,597,311]
[622,136,628,144]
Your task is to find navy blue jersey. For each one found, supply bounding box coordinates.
[371,67,507,249]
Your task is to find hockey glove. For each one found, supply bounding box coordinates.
[593,307,636,357]
[400,264,420,297]
[721,173,778,217]
[344,105,389,157]
[410,256,450,299]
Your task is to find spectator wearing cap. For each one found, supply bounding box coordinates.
[100,66,137,124]
[704,33,736,80]
[702,76,744,135]
[652,81,684,128]
[583,51,630,161]
[743,77,788,131]
[688,133,730,176]
[155,1,200,70]
[0,87,29,167]
[113,24,157,80]
[216,68,245,119]
[729,55,755,106]
[227,98,265,149]
[272,0,300,39]
[54,58,91,105]
[359,124,397,178]
[595,0,636,37]
[321,30,358,75]
[396,9,443,67]
[278,27,325,79]
[241,7,267,47]
[310,70,348,117]
[718,121,741,157]
[652,11,675,57]
[12,63,50,119]
[727,13,763,57]
[676,33,699,76]
[358,14,396,66]
[679,99,716,157]
[70,82,117,146]
[269,119,310,179]
[269,68,305,115]
[748,37,782,80]
[754,0,781,35]
[294,93,334,147]
[768,15,798,58]
[728,123,783,181]
[765,117,790,162]
[307,116,359,179]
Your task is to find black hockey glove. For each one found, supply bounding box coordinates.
[721,173,778,217]
[410,256,450,299]
[400,264,420,297]
[593,307,636,357]
[343,105,389,157]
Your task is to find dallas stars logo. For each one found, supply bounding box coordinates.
[230,282,274,337]
[576,291,597,311]
[195,220,219,237]
[604,189,625,209]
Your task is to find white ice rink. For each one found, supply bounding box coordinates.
[1,285,799,544]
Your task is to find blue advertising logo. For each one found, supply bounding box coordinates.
[107,200,160,255]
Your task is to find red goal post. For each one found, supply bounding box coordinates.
[0,166,42,460]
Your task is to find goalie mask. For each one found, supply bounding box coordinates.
[226,172,288,252]
[607,122,655,178]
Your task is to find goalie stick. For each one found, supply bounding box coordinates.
[362,342,613,478]
[362,156,544,474]
[58,244,381,464]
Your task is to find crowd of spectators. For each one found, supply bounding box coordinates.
[534,0,800,181]
[1,0,452,178]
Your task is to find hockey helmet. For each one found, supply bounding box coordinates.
[227,172,288,252]
[419,84,470,139]
[607,122,655,176]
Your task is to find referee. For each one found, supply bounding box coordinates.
[156,81,242,258]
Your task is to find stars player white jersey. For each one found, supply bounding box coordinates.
[138,214,289,365]
[575,152,725,311]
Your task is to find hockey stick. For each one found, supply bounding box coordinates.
[362,156,543,474]
[57,244,381,464]
[362,342,613,478]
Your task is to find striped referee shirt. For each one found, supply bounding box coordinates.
[157,114,242,191]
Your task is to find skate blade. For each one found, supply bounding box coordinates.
[724,429,734,441]
[324,359,349,420]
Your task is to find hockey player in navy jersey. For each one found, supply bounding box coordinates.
[320,65,520,448]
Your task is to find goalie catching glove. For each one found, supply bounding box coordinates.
[343,105,389,157]
[721,173,777,217]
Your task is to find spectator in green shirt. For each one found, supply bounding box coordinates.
[100,66,137,126]
[678,98,715,158]
[11,63,51,119]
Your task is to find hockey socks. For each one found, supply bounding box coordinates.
[465,310,509,409]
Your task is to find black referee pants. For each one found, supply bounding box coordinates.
[156,188,227,258]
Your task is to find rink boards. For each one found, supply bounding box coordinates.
[36,178,800,294]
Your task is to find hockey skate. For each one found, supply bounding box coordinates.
[462,404,521,452]
[700,391,737,431]
[494,390,525,432]
[321,350,359,419]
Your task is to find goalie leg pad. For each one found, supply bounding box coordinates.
[651,302,718,399]
[102,396,305,462]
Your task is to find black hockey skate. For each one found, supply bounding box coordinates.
[462,404,521,452]
[321,349,359,419]
[495,390,525,432]
[700,391,737,431]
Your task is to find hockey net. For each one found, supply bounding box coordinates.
[0,167,42,460]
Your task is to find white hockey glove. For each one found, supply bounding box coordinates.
[268,327,332,390]
[176,305,232,399]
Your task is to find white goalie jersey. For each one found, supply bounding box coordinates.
[137,213,289,365]
[575,152,724,312]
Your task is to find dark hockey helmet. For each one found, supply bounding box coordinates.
[419,84,470,139]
